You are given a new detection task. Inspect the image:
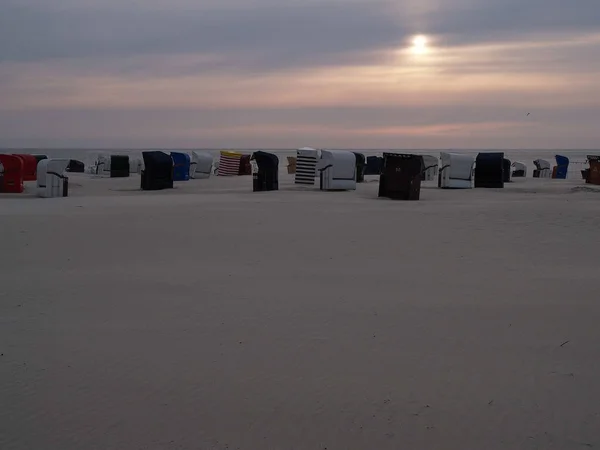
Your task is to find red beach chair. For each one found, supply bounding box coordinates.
[0,154,25,193]
[14,154,38,181]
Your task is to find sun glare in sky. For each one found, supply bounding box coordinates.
[411,35,429,54]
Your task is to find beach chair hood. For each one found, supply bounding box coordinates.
[37,158,69,198]
[421,155,439,181]
[251,151,279,191]
[295,147,320,185]
[0,154,25,193]
[317,150,356,191]
[439,152,475,189]
[379,153,424,200]
[474,152,505,188]
[171,152,191,181]
[190,152,213,179]
[141,151,174,190]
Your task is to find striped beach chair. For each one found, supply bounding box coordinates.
[218,151,242,176]
[295,147,319,185]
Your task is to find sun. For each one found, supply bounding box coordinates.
[411,35,428,54]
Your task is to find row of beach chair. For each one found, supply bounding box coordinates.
[2,151,599,198]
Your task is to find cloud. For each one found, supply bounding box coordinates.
[1,0,599,147]
[2,0,599,71]
[0,1,404,71]
[424,0,600,45]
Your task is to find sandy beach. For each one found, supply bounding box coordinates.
[2,159,600,449]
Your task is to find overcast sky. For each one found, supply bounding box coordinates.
[1,0,599,148]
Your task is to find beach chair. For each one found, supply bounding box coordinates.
[295,147,319,185]
[37,159,70,198]
[474,153,504,188]
[218,151,243,176]
[190,152,213,179]
[13,154,38,181]
[67,160,85,173]
[94,154,111,176]
[317,150,356,191]
[109,155,130,178]
[141,151,173,190]
[171,152,191,181]
[421,155,439,181]
[552,155,569,179]
[287,156,297,174]
[353,152,367,183]
[239,155,252,176]
[586,155,600,185]
[34,155,48,165]
[511,162,527,178]
[129,157,143,174]
[0,154,24,193]
[251,151,279,191]
[379,153,424,200]
[365,156,383,175]
[503,159,512,183]
[533,159,551,178]
[438,152,475,189]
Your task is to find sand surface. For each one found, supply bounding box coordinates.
[2,161,600,449]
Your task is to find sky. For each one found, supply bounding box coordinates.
[1,0,599,149]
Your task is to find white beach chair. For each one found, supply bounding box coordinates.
[438,152,475,189]
[422,155,439,181]
[295,147,320,185]
[37,158,70,198]
[317,150,357,191]
[95,154,111,176]
[190,152,213,179]
[511,162,527,177]
[129,157,143,174]
[533,159,551,178]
